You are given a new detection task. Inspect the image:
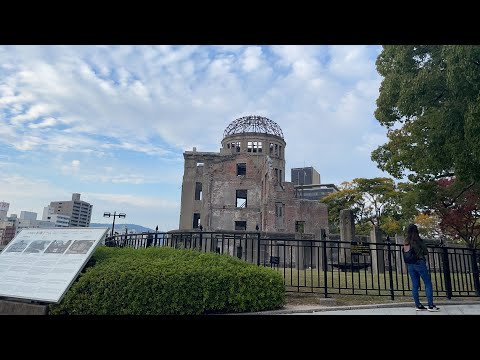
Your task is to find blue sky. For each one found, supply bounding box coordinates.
[0,45,389,230]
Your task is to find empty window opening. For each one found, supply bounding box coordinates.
[279,169,282,183]
[275,168,279,183]
[227,143,230,149]
[269,143,274,154]
[237,163,246,176]
[193,213,201,229]
[274,144,278,156]
[231,141,240,151]
[197,162,204,167]
[236,190,247,208]
[279,145,282,157]
[195,182,202,200]
[248,141,260,153]
[235,221,247,231]
[295,221,305,233]
[275,202,284,217]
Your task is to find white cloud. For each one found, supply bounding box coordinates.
[241,46,263,72]
[28,117,57,129]
[0,45,390,230]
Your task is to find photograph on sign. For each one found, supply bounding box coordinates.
[45,240,72,254]
[0,228,108,304]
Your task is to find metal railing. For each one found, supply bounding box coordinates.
[104,231,480,299]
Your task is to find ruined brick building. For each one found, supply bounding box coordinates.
[179,115,328,239]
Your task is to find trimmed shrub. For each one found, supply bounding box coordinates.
[49,246,285,315]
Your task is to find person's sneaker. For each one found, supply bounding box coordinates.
[428,305,440,312]
[415,304,427,311]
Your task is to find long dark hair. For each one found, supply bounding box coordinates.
[405,224,422,245]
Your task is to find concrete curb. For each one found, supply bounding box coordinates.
[241,300,480,315]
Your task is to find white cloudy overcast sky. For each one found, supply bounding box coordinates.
[0,45,389,230]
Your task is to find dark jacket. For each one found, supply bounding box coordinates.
[405,239,429,260]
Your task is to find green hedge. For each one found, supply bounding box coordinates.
[49,246,285,315]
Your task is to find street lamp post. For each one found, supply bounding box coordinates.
[103,211,126,237]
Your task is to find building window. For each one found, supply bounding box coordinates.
[235,221,247,231]
[279,145,282,157]
[248,141,261,153]
[237,163,246,176]
[295,221,305,234]
[275,202,283,217]
[231,141,240,151]
[236,190,247,208]
[269,143,274,155]
[197,162,204,167]
[227,143,230,148]
[279,169,282,184]
[195,182,202,200]
[193,213,201,229]
[274,144,278,156]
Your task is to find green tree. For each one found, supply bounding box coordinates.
[373,45,480,185]
[414,212,443,240]
[321,177,402,236]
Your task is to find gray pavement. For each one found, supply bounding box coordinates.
[251,300,480,315]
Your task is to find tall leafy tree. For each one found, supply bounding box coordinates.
[373,45,480,185]
[321,177,402,235]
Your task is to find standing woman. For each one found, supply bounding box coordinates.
[404,224,440,312]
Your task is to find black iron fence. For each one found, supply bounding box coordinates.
[104,231,480,299]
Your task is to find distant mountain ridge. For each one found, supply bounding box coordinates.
[89,223,155,233]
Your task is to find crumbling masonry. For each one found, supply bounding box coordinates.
[179,116,328,240]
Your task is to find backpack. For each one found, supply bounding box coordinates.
[403,244,418,264]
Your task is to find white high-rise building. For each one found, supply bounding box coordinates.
[48,193,92,227]
[0,202,9,220]
[42,206,70,227]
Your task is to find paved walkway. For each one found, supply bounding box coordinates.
[251,300,480,315]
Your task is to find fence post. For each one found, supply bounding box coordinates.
[257,232,261,266]
[441,244,453,299]
[386,236,394,301]
[471,247,480,296]
[321,229,328,298]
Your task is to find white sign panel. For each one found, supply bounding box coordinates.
[0,227,108,303]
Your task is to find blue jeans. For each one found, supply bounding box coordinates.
[408,259,434,307]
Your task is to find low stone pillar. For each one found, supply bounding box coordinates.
[395,234,407,274]
[370,226,385,274]
[294,233,306,270]
[339,209,355,264]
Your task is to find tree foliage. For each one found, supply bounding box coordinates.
[435,179,480,248]
[373,45,480,184]
[320,177,402,235]
[414,212,443,240]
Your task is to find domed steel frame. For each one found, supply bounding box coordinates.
[223,115,284,139]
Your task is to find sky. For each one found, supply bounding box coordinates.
[0,45,390,231]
